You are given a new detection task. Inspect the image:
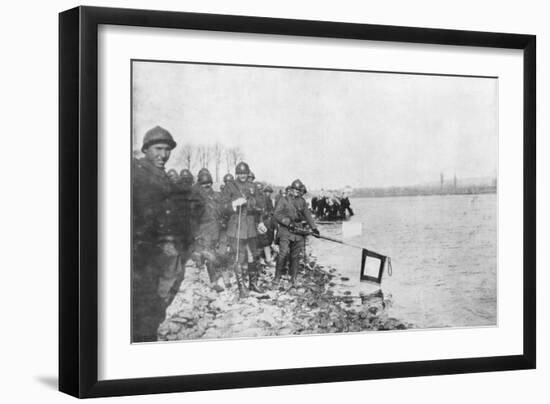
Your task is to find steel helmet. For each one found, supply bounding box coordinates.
[248,171,256,181]
[179,168,194,182]
[141,126,176,152]
[255,182,264,191]
[263,185,273,193]
[235,162,250,175]
[197,171,213,185]
[197,167,210,177]
[290,179,306,193]
[223,173,234,183]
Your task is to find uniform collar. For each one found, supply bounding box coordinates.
[137,157,167,177]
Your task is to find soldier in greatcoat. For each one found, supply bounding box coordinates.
[192,171,229,292]
[220,173,235,200]
[340,195,354,218]
[256,183,276,266]
[224,162,264,297]
[273,179,319,286]
[167,169,179,183]
[179,168,194,187]
[166,168,204,296]
[132,126,180,343]
[218,173,236,288]
[274,188,285,209]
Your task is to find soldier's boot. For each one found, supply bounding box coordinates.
[289,260,299,286]
[248,262,265,294]
[206,262,224,293]
[221,270,232,289]
[240,264,249,287]
[272,254,287,289]
[234,267,249,299]
[272,265,282,288]
[264,246,275,267]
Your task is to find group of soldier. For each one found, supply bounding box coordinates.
[132,126,319,342]
[311,192,354,221]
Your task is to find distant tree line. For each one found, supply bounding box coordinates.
[134,143,245,182]
[351,183,497,198]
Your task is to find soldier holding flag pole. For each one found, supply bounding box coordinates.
[273,179,320,287]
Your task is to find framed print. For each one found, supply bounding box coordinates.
[59,6,536,398]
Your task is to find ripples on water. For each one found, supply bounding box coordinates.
[310,194,497,329]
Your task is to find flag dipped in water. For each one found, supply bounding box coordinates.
[360,249,387,284]
[314,231,390,285]
[341,222,386,283]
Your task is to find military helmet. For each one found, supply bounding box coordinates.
[197,171,213,185]
[248,171,256,181]
[235,161,250,175]
[180,168,194,181]
[223,173,234,183]
[264,185,274,193]
[198,167,210,176]
[290,179,306,193]
[141,126,176,152]
[255,181,264,191]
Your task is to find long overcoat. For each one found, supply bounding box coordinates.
[168,183,204,246]
[132,157,174,240]
[224,179,260,240]
[196,187,226,244]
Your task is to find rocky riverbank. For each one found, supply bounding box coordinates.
[158,243,410,341]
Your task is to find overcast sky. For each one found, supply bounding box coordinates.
[132,60,497,189]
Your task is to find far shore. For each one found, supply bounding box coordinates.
[349,189,497,199]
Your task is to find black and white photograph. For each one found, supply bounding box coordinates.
[131,60,498,343]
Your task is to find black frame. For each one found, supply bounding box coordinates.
[59,6,536,398]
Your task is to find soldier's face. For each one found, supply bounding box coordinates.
[144,143,171,168]
[237,173,248,182]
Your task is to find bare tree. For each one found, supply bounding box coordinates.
[197,144,212,171]
[179,143,195,171]
[212,143,224,182]
[224,149,232,173]
[225,147,244,172]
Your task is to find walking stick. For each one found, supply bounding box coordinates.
[233,204,250,297]
[235,204,242,265]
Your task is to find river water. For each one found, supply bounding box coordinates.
[309,194,497,329]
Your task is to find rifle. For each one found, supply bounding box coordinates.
[291,223,391,284]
